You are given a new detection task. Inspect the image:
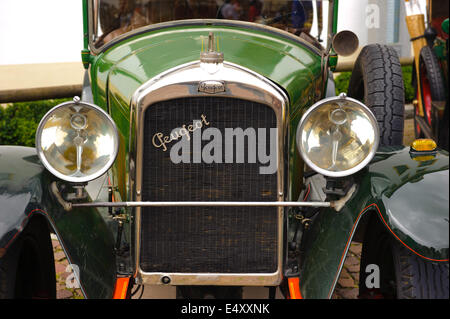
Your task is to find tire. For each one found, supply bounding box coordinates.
[0,217,56,299]
[359,215,449,299]
[393,241,449,299]
[348,44,405,146]
[417,46,447,129]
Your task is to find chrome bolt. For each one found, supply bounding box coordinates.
[73,96,81,104]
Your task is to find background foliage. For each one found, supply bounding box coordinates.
[0,98,70,147]
[335,65,415,103]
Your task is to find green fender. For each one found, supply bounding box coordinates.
[0,146,116,299]
[299,146,449,299]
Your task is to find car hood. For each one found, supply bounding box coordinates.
[91,22,323,112]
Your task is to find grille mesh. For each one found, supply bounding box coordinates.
[140,97,278,273]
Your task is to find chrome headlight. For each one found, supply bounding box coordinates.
[296,94,379,177]
[36,98,119,183]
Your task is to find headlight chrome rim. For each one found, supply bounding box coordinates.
[297,94,379,178]
[36,99,119,183]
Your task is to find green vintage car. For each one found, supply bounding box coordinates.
[0,0,448,299]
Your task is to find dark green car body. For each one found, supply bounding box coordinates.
[0,0,448,299]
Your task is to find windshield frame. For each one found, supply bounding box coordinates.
[87,0,337,54]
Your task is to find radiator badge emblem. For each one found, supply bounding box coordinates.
[198,80,225,94]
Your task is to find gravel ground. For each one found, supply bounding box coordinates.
[53,117,416,299]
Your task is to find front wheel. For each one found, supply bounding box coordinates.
[359,216,449,299]
[0,217,56,299]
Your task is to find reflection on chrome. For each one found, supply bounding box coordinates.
[36,101,119,183]
[297,95,379,177]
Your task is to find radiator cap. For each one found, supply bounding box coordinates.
[200,32,224,64]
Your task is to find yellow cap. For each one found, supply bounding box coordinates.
[410,139,437,152]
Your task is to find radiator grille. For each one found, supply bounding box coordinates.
[140,97,278,273]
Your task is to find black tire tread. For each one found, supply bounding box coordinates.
[360,215,449,299]
[393,242,449,299]
[348,44,405,146]
[419,46,446,101]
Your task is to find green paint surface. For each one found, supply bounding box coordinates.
[300,146,449,299]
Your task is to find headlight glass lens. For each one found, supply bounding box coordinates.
[36,100,118,183]
[297,95,379,177]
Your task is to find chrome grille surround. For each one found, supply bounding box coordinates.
[129,61,289,286]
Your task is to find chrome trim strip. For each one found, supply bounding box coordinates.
[129,60,289,286]
[72,201,331,208]
[140,272,281,286]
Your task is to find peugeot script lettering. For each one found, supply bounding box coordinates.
[152,114,210,151]
[151,115,277,174]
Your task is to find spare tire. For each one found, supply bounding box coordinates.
[348,44,405,146]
